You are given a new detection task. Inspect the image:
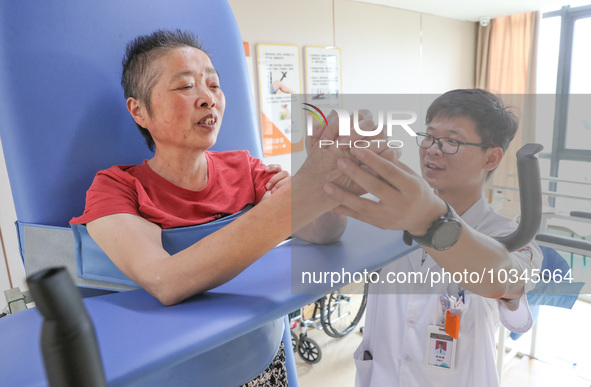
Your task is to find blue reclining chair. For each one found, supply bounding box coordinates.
[0,1,299,385]
[0,0,260,290]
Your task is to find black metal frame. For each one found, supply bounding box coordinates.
[543,5,591,205]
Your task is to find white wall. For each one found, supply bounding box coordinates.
[0,0,476,300]
[421,13,477,93]
[334,1,422,94]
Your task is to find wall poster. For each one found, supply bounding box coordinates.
[256,43,303,156]
[304,46,342,106]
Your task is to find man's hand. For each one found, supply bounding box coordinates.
[323,147,447,235]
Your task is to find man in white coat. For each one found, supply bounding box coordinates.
[324,89,543,386]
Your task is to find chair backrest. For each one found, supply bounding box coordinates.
[0,0,260,228]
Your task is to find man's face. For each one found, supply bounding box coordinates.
[141,46,226,152]
[419,115,492,197]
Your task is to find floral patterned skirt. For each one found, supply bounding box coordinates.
[240,342,288,386]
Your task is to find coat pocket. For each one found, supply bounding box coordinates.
[353,344,374,387]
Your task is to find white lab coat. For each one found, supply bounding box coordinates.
[355,197,543,387]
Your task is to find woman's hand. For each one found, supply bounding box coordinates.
[300,109,397,196]
[265,164,290,193]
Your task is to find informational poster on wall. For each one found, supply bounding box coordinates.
[304,46,342,106]
[256,43,303,156]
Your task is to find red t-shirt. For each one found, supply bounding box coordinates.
[70,150,274,229]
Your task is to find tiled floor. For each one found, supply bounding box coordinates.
[499,299,591,387]
[512,298,591,384]
[294,298,591,386]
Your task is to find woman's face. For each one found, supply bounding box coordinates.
[141,46,225,153]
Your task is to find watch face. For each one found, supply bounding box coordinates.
[432,221,462,250]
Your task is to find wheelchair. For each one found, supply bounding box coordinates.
[289,280,369,364]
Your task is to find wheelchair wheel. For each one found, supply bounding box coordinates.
[291,330,299,352]
[320,281,368,338]
[297,334,322,364]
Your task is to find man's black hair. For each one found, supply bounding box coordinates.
[425,89,519,179]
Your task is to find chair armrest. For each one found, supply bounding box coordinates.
[570,211,591,220]
[535,233,591,255]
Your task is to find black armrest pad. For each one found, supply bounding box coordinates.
[570,211,591,220]
[535,233,591,251]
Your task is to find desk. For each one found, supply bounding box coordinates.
[0,219,416,386]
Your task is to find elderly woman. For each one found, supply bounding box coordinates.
[71,29,348,303]
[70,29,358,386]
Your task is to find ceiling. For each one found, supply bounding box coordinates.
[353,0,588,22]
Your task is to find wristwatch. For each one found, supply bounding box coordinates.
[402,202,462,251]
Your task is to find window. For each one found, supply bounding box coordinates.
[537,4,591,210]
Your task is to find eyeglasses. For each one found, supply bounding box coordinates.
[415,132,496,155]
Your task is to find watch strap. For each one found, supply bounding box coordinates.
[403,202,459,249]
[403,230,414,246]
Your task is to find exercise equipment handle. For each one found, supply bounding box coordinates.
[27,267,107,387]
[493,143,544,252]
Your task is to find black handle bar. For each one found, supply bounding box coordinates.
[27,267,107,387]
[493,143,544,252]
